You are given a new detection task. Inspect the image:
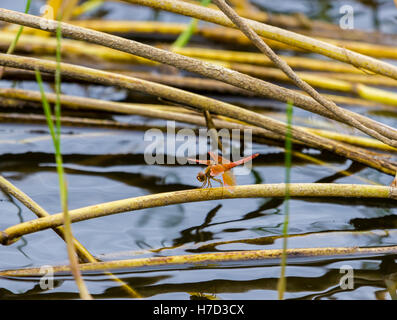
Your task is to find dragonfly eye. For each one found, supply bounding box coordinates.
[197,172,206,182]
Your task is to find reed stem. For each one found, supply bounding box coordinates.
[0,183,395,245]
[2,245,397,277]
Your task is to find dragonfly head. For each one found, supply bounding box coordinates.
[197,171,206,182]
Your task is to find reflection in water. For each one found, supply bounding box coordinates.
[350,215,397,231]
[172,205,222,247]
[0,189,29,260]
[315,162,367,184]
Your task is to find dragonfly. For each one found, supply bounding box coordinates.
[391,173,397,188]
[188,151,259,191]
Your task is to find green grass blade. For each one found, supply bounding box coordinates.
[277,101,294,300]
[34,14,92,300]
[6,0,32,55]
[172,0,211,49]
[34,70,57,144]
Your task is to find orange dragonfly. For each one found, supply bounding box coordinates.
[391,173,397,188]
[188,151,259,190]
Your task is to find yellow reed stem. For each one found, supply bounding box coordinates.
[174,47,364,73]
[0,184,395,245]
[301,127,397,152]
[70,20,188,34]
[0,31,153,65]
[228,65,397,106]
[310,72,397,88]
[2,245,397,277]
[0,30,365,74]
[68,20,397,60]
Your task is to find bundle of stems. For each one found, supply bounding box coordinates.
[0,87,395,153]
[0,67,389,109]
[180,0,391,44]
[65,19,389,46]
[172,47,365,73]
[1,29,387,75]
[68,19,397,60]
[4,31,397,106]
[0,54,396,175]
[1,29,378,76]
[119,0,397,81]
[0,10,396,148]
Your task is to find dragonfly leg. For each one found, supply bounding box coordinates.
[211,177,223,188]
[211,177,224,197]
[204,179,213,196]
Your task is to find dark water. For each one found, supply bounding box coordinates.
[0,0,397,299]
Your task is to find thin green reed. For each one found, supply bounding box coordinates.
[277,101,293,300]
[1,0,31,85]
[35,68,67,215]
[6,0,31,55]
[34,16,91,299]
[33,20,63,190]
[172,0,212,49]
[55,19,62,139]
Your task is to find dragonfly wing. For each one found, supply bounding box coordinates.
[223,170,236,187]
[222,170,236,193]
[208,151,230,164]
[187,158,211,165]
[208,151,220,164]
[225,153,260,169]
[218,154,231,164]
